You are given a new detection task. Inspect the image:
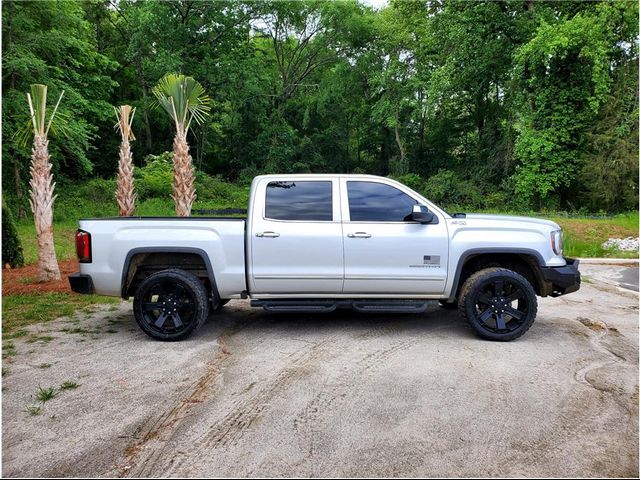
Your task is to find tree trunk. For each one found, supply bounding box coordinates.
[116,138,136,216]
[29,134,60,281]
[135,55,153,151]
[394,118,407,175]
[172,132,196,217]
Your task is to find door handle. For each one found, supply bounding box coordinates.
[256,231,280,238]
[347,232,372,238]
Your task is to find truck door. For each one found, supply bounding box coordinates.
[249,178,344,294]
[340,179,448,295]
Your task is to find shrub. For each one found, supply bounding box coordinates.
[135,152,173,199]
[390,173,424,193]
[195,172,249,206]
[54,178,118,221]
[237,165,260,186]
[2,203,24,268]
[423,169,482,209]
[75,178,117,205]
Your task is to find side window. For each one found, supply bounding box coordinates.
[347,181,417,222]
[265,181,333,221]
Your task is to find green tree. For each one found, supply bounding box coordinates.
[512,12,611,207]
[2,0,116,215]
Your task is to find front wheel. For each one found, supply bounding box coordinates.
[458,268,537,341]
[133,269,209,341]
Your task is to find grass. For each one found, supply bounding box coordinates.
[3,342,16,358]
[60,380,79,391]
[35,386,58,402]
[24,382,79,417]
[16,221,78,265]
[551,213,639,258]
[26,335,55,344]
[24,405,43,416]
[2,293,119,338]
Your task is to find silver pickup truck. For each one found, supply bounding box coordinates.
[69,174,580,341]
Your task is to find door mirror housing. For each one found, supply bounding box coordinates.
[406,205,437,224]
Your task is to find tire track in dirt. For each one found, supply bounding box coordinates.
[573,316,638,414]
[161,336,336,477]
[292,332,420,476]
[118,318,251,477]
[490,316,639,477]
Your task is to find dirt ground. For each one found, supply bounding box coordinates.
[2,265,638,478]
[2,259,79,296]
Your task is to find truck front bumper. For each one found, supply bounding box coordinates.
[69,273,94,294]
[540,258,581,297]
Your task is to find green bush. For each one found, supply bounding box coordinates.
[2,203,24,268]
[390,173,425,193]
[54,178,118,221]
[423,169,483,209]
[195,173,249,206]
[75,178,117,205]
[135,152,174,199]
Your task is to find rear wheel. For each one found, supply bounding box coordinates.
[458,267,537,341]
[133,269,209,341]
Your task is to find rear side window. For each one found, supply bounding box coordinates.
[265,181,333,221]
[347,181,417,222]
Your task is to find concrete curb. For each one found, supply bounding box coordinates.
[578,258,639,265]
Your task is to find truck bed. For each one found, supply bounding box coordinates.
[78,217,247,298]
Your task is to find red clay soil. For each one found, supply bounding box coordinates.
[2,259,79,296]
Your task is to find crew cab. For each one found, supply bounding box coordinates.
[69,174,580,341]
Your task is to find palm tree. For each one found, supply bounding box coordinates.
[114,105,137,216]
[24,84,64,281]
[152,74,211,216]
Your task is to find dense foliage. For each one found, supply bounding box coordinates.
[2,203,24,268]
[3,0,638,215]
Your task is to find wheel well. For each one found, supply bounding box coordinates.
[122,251,213,298]
[454,253,544,299]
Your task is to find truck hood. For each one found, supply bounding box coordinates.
[460,214,560,230]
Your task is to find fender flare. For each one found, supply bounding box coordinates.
[447,247,545,302]
[120,247,220,300]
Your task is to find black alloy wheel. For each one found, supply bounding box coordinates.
[133,269,209,341]
[458,268,537,341]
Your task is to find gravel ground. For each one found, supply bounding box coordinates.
[2,267,638,478]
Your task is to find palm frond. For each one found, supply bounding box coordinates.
[113,105,136,141]
[14,84,67,147]
[151,73,211,133]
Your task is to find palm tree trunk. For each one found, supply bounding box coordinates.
[29,134,60,281]
[116,138,136,216]
[172,132,196,217]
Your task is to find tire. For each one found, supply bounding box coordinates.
[133,269,210,341]
[438,299,457,309]
[458,267,537,341]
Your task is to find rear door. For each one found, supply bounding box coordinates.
[340,179,448,295]
[249,177,344,294]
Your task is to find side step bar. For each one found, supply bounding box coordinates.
[251,299,435,314]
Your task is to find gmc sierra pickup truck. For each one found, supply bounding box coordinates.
[69,174,580,342]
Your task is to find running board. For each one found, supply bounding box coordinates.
[251,299,434,314]
[352,301,430,313]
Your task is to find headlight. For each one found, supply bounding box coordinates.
[551,229,563,256]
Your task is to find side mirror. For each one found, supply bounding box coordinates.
[407,204,437,224]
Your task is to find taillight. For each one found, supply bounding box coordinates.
[76,230,92,263]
